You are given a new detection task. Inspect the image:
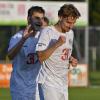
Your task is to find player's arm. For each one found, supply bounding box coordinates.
[8,25,34,59]
[8,37,26,60]
[69,56,78,67]
[37,35,66,63]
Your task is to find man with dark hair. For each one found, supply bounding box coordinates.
[8,6,45,100]
[36,4,80,100]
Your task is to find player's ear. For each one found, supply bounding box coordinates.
[58,16,62,21]
[27,16,31,24]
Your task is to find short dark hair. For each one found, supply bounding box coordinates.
[28,6,45,17]
[58,4,81,18]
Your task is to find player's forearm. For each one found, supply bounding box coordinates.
[37,41,61,63]
[8,37,26,59]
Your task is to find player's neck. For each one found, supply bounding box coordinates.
[54,22,62,33]
[54,22,65,33]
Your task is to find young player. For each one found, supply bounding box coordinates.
[8,6,45,100]
[36,4,80,100]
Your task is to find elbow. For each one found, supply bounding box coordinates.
[38,58,43,64]
[7,54,12,60]
[7,52,13,60]
[37,51,45,63]
[37,52,43,63]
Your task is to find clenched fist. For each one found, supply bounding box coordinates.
[22,25,36,39]
[57,35,66,46]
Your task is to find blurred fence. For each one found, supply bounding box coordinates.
[89,26,100,71]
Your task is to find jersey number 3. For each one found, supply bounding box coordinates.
[61,49,71,60]
[26,53,34,64]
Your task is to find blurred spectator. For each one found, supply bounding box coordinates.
[42,16,49,28]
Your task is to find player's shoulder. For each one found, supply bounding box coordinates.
[40,26,53,36]
[67,29,74,36]
[12,30,23,39]
[68,29,74,34]
[65,30,74,40]
[41,26,53,32]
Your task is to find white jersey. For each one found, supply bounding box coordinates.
[36,26,74,89]
[8,30,41,94]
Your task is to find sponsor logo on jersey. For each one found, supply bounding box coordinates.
[38,43,46,46]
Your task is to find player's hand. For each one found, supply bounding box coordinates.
[57,35,66,46]
[22,24,35,39]
[69,56,78,67]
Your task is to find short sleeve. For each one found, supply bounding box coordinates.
[8,31,23,51]
[36,27,51,51]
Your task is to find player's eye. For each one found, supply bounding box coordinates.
[34,16,44,20]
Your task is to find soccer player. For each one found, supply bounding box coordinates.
[36,4,81,100]
[8,6,45,100]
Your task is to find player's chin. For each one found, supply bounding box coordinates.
[65,28,70,32]
[32,32,37,36]
[72,64,77,67]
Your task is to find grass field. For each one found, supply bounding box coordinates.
[69,87,100,100]
[0,87,100,100]
[0,88,11,100]
[89,71,100,85]
[0,71,100,100]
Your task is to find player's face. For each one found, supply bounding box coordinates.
[31,12,44,26]
[60,16,77,32]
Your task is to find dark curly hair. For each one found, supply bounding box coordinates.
[28,6,45,17]
[58,4,81,18]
